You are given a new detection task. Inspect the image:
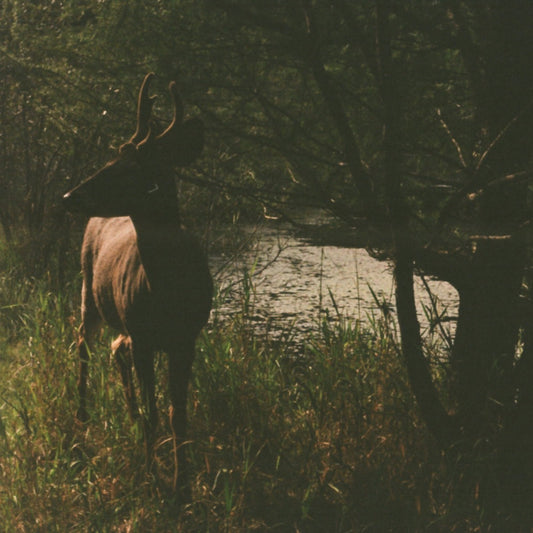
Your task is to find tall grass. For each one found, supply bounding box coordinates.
[0,257,507,531]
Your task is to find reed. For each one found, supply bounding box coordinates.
[0,263,515,531]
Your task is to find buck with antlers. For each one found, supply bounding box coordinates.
[63,73,212,498]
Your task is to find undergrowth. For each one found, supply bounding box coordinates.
[0,259,514,532]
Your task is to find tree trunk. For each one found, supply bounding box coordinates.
[394,247,457,445]
[451,238,526,431]
[377,0,457,446]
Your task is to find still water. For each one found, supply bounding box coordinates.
[211,223,458,343]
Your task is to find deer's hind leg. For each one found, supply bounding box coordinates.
[77,279,100,422]
[112,334,139,421]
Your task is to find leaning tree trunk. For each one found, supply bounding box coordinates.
[377,0,457,447]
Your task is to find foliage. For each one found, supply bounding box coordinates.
[1,0,533,529]
[1,271,529,531]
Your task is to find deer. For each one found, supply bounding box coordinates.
[63,73,213,499]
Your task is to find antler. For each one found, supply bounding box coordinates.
[157,81,184,141]
[130,72,156,144]
[134,76,204,165]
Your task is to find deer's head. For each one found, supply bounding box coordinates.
[63,73,204,218]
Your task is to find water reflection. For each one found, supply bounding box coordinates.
[211,224,458,344]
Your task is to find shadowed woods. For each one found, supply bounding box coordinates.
[2,2,533,529]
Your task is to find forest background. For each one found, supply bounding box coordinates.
[1,1,533,531]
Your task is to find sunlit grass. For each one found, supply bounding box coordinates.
[0,263,509,531]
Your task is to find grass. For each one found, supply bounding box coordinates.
[0,257,518,532]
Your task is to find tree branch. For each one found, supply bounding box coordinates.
[301,0,375,210]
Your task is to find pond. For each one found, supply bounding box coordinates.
[211,222,459,345]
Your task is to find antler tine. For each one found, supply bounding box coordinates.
[169,81,184,126]
[156,81,184,139]
[130,72,156,144]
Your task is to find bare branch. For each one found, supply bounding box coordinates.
[436,108,467,168]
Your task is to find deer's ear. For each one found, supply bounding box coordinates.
[175,118,204,165]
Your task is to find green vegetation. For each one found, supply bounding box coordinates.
[2,1,533,530]
[0,261,525,531]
